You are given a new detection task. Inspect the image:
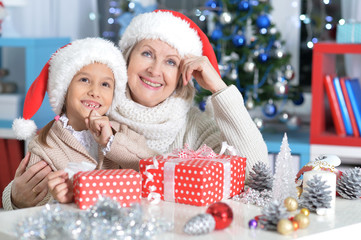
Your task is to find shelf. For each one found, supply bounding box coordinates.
[310,41,361,147]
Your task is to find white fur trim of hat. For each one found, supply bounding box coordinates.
[119,11,203,59]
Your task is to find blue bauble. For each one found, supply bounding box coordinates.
[199,100,206,111]
[263,102,277,118]
[211,28,223,41]
[205,0,218,9]
[258,53,268,63]
[232,34,246,47]
[238,1,250,11]
[292,93,304,105]
[256,14,271,28]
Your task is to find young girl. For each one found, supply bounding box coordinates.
[7,38,157,207]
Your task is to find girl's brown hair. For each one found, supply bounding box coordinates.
[38,120,56,148]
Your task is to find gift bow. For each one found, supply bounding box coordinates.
[173,144,218,159]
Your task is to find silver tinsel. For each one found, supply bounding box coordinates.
[17,197,173,240]
[300,175,332,212]
[232,186,272,207]
[258,200,289,230]
[183,213,215,235]
[337,167,361,199]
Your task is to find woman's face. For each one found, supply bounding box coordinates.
[127,39,182,107]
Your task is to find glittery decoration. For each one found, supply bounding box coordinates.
[183,213,215,235]
[248,219,258,229]
[232,186,272,207]
[17,197,173,240]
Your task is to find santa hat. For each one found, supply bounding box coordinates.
[13,37,127,140]
[119,9,220,76]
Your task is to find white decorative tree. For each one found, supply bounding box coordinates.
[272,133,298,201]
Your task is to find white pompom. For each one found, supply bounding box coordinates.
[12,118,37,140]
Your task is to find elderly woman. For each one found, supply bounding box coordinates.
[3,10,269,210]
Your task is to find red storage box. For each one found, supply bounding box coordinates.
[140,145,246,206]
[73,169,141,210]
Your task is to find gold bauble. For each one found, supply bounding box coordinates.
[300,208,310,216]
[284,197,298,211]
[294,213,310,229]
[296,186,303,198]
[277,219,294,235]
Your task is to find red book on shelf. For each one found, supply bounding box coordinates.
[324,75,346,136]
[340,77,360,137]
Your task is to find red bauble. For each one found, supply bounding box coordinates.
[206,202,233,230]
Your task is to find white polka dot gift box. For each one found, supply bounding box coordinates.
[139,144,246,206]
[73,169,141,210]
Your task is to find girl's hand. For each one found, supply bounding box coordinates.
[47,170,73,203]
[180,55,227,93]
[85,110,113,147]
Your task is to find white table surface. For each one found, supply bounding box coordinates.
[0,197,360,240]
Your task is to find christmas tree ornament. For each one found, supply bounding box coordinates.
[284,197,298,212]
[245,97,255,110]
[220,11,232,25]
[291,220,299,231]
[263,99,277,118]
[278,111,290,123]
[248,219,258,229]
[183,213,216,235]
[274,48,285,59]
[300,208,310,216]
[269,27,277,34]
[253,117,264,130]
[256,14,271,28]
[211,27,223,40]
[228,68,238,81]
[286,115,302,130]
[243,59,255,73]
[232,34,246,47]
[336,167,361,199]
[274,80,289,96]
[300,174,333,212]
[238,0,250,11]
[259,200,289,230]
[292,92,304,106]
[272,133,298,201]
[218,62,231,78]
[233,186,272,207]
[248,161,273,192]
[258,52,269,63]
[293,213,310,229]
[205,0,218,9]
[282,64,295,80]
[277,219,294,235]
[206,202,233,230]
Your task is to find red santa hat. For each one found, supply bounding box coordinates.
[13,37,127,140]
[119,9,220,76]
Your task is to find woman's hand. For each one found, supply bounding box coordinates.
[47,170,73,203]
[11,152,52,208]
[181,55,227,93]
[85,110,113,147]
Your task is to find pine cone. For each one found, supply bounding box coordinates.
[183,213,215,235]
[337,167,361,199]
[300,175,332,211]
[258,200,289,230]
[248,162,273,192]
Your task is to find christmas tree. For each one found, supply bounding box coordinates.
[272,133,298,201]
[197,0,303,121]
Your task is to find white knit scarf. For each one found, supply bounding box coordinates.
[111,87,192,153]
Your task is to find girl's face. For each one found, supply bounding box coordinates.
[65,63,115,131]
[127,39,182,107]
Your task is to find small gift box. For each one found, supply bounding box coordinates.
[336,23,361,43]
[140,144,246,206]
[73,169,141,210]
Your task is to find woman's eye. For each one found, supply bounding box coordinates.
[167,59,177,66]
[142,51,152,57]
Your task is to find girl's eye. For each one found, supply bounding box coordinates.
[80,77,89,83]
[102,82,112,88]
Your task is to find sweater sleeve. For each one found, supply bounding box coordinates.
[2,180,15,210]
[210,85,269,180]
[105,122,158,171]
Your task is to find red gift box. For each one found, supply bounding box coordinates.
[73,169,141,210]
[140,144,246,206]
